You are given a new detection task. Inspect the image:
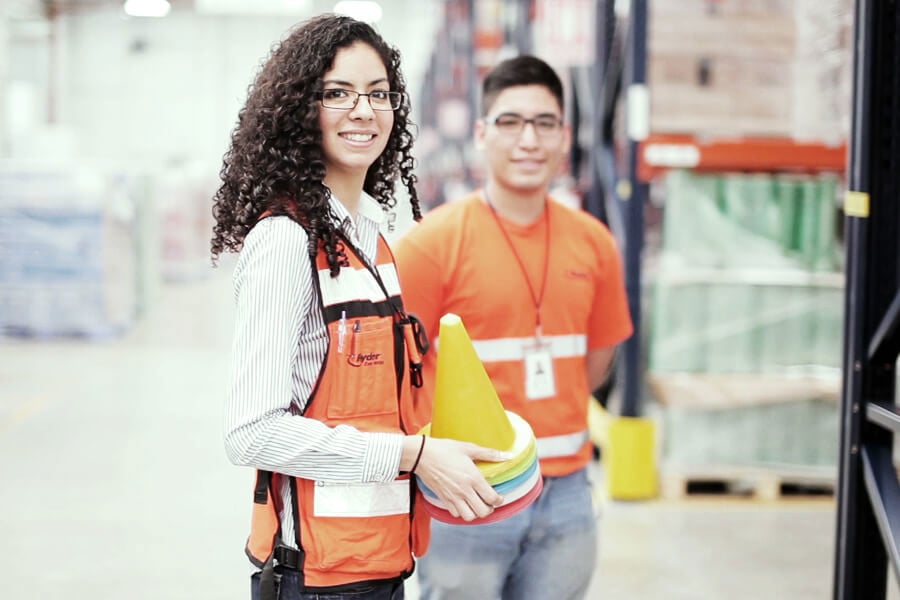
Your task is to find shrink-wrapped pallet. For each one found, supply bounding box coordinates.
[0,162,149,338]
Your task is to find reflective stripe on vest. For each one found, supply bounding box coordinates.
[536,429,590,459]
[317,262,401,305]
[313,479,410,517]
[467,333,587,362]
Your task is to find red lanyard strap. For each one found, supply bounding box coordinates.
[484,192,551,336]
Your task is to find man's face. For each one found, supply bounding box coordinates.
[475,84,570,194]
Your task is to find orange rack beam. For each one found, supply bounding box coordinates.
[637,133,847,181]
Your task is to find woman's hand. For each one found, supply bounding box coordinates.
[405,436,511,522]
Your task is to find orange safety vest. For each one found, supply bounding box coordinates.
[245,231,430,593]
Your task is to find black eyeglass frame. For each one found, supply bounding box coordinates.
[483,112,565,135]
[317,88,404,111]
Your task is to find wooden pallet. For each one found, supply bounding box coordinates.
[660,464,836,501]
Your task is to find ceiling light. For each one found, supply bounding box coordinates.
[123,0,171,18]
[193,0,312,15]
[333,1,383,23]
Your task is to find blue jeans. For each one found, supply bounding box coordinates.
[417,467,597,600]
[251,569,404,600]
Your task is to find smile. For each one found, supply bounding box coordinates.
[514,159,545,168]
[341,133,376,142]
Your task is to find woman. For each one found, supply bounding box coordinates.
[211,14,507,600]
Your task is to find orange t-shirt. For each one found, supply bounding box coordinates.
[394,192,633,475]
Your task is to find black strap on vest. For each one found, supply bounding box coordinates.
[256,479,306,600]
[405,313,428,388]
[258,556,278,600]
[254,470,271,504]
[253,470,281,600]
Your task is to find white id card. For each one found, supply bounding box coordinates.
[523,342,556,400]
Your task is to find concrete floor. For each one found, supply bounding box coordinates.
[2,267,898,600]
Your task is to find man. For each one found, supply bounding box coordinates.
[393,55,633,599]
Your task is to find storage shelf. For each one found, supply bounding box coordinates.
[638,133,847,181]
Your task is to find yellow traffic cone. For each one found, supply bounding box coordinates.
[430,313,516,451]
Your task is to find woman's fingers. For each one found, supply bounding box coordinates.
[470,495,496,519]
[467,445,514,464]
[456,501,477,522]
[438,477,499,520]
[476,480,504,507]
[453,491,492,521]
[415,438,515,520]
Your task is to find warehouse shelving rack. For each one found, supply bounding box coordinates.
[608,1,899,594]
[607,0,855,420]
[638,133,847,181]
[832,0,900,597]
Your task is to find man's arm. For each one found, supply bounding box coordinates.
[586,346,617,392]
[584,222,632,393]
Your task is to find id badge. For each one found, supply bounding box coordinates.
[523,341,556,400]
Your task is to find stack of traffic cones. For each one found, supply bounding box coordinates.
[415,313,541,525]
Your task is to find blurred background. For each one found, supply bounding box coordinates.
[1,0,898,599]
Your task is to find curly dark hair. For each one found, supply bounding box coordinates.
[210,13,422,275]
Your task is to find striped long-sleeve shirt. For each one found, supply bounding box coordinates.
[223,192,405,550]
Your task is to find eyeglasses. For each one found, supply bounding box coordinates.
[318,88,403,111]
[484,113,564,137]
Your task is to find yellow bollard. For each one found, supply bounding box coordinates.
[606,415,658,500]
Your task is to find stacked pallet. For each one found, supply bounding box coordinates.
[648,0,853,141]
[647,169,843,498]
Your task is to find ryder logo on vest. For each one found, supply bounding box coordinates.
[347,352,384,367]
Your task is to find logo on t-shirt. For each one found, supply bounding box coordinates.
[565,269,590,280]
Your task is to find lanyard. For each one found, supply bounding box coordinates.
[338,231,401,315]
[484,191,551,339]
[337,231,429,387]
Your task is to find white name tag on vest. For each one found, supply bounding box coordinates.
[313,479,410,518]
[523,341,556,400]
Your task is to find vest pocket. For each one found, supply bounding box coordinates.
[310,512,411,573]
[327,318,396,419]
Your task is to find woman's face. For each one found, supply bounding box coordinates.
[318,41,394,183]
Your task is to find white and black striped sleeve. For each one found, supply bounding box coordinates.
[223,217,403,483]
